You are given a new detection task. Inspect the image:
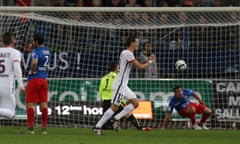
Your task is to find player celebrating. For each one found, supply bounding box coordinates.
[93,36,155,135]
[161,85,212,130]
[25,33,50,134]
[99,61,152,131]
[0,32,24,119]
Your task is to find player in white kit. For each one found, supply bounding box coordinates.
[93,36,155,135]
[0,32,24,118]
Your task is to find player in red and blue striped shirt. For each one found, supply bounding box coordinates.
[25,33,50,134]
[161,85,212,130]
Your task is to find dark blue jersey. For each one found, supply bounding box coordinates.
[27,46,50,81]
[167,89,193,113]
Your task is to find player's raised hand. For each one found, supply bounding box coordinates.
[148,54,156,61]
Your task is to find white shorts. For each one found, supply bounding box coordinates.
[0,77,16,118]
[111,85,136,106]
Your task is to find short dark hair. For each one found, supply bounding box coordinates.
[2,32,13,45]
[109,61,118,72]
[33,33,44,44]
[173,85,182,92]
[125,36,136,47]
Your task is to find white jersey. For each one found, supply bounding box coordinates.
[0,47,21,118]
[112,50,136,105]
[113,49,135,87]
[0,47,21,79]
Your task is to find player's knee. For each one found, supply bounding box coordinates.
[188,107,196,113]
[110,104,119,112]
[129,98,139,108]
[204,108,212,115]
[40,103,48,109]
[133,101,139,108]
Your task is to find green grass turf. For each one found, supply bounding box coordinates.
[0,126,239,144]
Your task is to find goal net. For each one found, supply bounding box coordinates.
[0,7,239,129]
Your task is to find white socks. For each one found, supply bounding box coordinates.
[95,103,135,128]
[114,103,135,120]
[95,108,114,128]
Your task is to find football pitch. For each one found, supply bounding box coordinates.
[0,126,239,144]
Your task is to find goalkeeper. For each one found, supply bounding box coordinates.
[99,61,151,131]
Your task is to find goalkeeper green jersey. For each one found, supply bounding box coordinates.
[99,72,117,100]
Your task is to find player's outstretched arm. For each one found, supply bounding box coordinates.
[132,54,155,70]
[132,60,149,70]
[161,112,171,130]
[193,92,204,104]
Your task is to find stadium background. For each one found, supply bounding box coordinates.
[0,0,240,130]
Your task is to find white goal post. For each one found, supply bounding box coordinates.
[0,7,239,129]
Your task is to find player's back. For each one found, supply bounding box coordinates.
[28,46,50,80]
[0,47,21,78]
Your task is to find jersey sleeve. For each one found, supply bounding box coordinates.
[31,50,39,59]
[12,49,21,62]
[166,97,174,113]
[126,51,136,63]
[184,89,194,98]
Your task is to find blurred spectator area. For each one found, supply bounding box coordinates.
[0,0,239,6]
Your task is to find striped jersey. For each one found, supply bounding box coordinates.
[167,89,193,113]
[113,50,135,88]
[27,46,50,80]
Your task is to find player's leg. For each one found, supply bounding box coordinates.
[0,78,15,118]
[95,104,119,128]
[114,100,138,121]
[112,97,138,132]
[25,102,35,134]
[102,100,111,113]
[39,79,48,134]
[94,88,122,134]
[40,102,48,134]
[102,100,114,129]
[93,103,119,135]
[196,103,212,129]
[178,103,201,130]
[25,79,39,134]
[0,85,16,119]
[125,113,142,130]
[114,86,138,121]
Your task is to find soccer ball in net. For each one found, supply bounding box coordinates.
[175,60,187,71]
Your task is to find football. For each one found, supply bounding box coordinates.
[175,60,187,71]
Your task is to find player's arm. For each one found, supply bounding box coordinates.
[132,60,149,70]
[13,61,24,92]
[29,58,38,75]
[161,112,171,130]
[192,92,204,104]
[132,54,155,70]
